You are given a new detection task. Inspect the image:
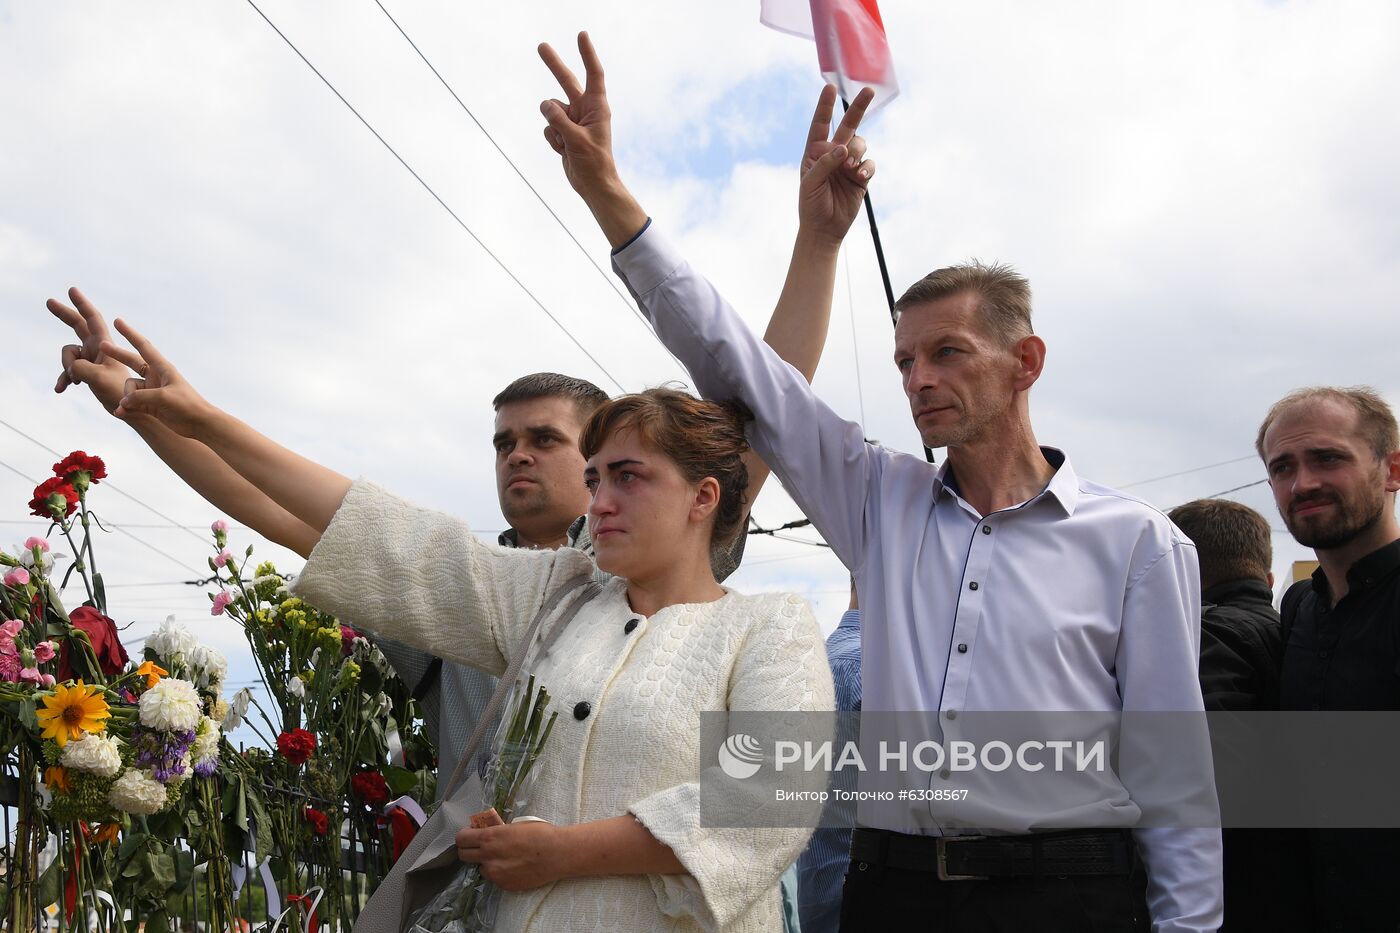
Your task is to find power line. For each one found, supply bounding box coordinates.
[1119,454,1257,490]
[240,0,625,392]
[1198,478,1270,500]
[369,0,679,371]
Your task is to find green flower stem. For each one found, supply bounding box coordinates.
[77,498,102,614]
[58,521,95,606]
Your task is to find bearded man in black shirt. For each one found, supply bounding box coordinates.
[1257,385,1400,932]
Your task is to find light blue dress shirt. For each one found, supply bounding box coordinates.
[612,223,1222,933]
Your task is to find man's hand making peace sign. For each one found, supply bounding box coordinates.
[538,32,876,250]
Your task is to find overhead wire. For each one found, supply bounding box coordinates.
[1119,454,1257,490]
[369,0,681,372]
[240,0,626,392]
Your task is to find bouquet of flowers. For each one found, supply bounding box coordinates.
[407,674,559,933]
[204,523,437,929]
[0,451,239,931]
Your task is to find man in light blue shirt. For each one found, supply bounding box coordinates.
[797,588,862,933]
[537,33,1221,933]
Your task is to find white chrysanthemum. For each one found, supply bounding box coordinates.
[147,617,199,666]
[108,769,168,815]
[139,678,202,732]
[221,688,251,731]
[60,733,122,778]
[210,698,230,725]
[189,643,228,688]
[192,717,221,764]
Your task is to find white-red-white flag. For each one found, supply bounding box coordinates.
[761,0,898,109]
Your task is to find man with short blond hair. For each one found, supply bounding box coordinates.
[1259,384,1400,929]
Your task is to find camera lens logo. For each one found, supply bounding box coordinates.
[718,733,764,780]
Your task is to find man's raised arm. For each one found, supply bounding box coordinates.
[538,33,884,566]
[48,289,321,556]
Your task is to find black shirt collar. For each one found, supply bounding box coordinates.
[1311,537,1400,601]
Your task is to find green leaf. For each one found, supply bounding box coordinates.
[171,847,195,889]
[247,782,274,865]
[145,911,171,933]
[18,699,38,732]
[93,572,106,614]
[36,855,62,907]
[45,582,70,622]
[384,764,418,797]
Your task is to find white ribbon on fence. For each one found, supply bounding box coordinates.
[268,885,323,933]
[383,794,428,826]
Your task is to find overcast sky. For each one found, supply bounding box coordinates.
[3,0,1398,729]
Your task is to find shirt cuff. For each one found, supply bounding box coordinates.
[610,219,688,295]
[610,216,652,255]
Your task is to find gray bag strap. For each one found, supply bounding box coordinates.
[438,569,596,800]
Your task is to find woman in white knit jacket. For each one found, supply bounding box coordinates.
[95,329,835,932]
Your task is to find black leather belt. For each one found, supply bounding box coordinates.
[850,827,1135,881]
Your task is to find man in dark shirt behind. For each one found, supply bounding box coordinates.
[1169,498,1290,932]
[1257,384,1400,931]
[1169,498,1282,712]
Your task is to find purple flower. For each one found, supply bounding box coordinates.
[131,727,197,784]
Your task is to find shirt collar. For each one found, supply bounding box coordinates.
[836,609,861,633]
[933,446,1079,517]
[1312,537,1400,599]
[497,517,590,551]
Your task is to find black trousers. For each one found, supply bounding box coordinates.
[837,858,1151,933]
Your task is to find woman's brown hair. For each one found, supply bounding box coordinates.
[579,387,751,545]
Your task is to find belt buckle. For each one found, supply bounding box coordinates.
[936,835,988,881]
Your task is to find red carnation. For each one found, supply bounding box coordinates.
[351,770,390,810]
[303,806,329,837]
[340,625,360,656]
[277,728,317,766]
[59,606,130,680]
[53,451,107,492]
[29,478,79,521]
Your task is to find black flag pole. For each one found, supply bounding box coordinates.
[843,96,935,463]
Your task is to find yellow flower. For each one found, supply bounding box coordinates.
[135,660,168,690]
[35,681,111,747]
[92,822,121,845]
[44,766,71,793]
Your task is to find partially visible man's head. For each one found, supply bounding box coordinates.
[491,373,609,538]
[891,262,1041,449]
[1168,499,1273,592]
[1256,386,1400,550]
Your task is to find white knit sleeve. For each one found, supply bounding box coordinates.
[628,593,835,931]
[289,479,594,677]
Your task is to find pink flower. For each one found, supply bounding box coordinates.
[0,619,23,642]
[24,537,50,553]
[211,590,235,616]
[0,652,20,682]
[211,520,229,534]
[19,667,42,685]
[213,550,233,568]
[3,567,30,588]
[34,641,57,663]
[40,673,55,687]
